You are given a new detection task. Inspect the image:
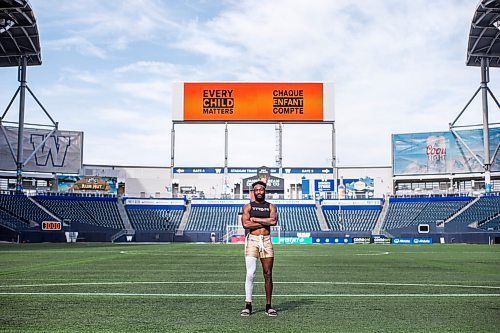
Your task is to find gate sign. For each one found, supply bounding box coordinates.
[173,82,334,122]
[0,126,83,174]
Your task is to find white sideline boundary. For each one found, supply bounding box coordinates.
[1,281,499,289]
[0,292,498,297]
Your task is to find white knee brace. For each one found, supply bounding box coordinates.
[245,256,257,302]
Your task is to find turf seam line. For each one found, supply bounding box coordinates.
[1,281,499,289]
[0,292,499,297]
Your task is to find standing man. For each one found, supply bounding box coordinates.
[240,181,278,317]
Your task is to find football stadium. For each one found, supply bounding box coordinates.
[0,1,499,332]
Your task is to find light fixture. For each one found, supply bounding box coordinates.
[494,19,500,31]
[0,19,15,34]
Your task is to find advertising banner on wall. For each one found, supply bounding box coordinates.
[57,176,117,194]
[272,236,313,244]
[314,179,335,192]
[125,198,186,206]
[0,126,83,174]
[344,177,374,197]
[312,237,352,244]
[393,128,500,176]
[173,82,334,122]
[242,175,284,191]
[392,238,433,245]
[321,199,382,206]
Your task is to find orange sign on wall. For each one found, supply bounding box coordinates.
[183,82,324,122]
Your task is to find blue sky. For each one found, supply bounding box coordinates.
[1,0,498,168]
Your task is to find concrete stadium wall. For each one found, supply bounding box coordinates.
[83,164,393,199]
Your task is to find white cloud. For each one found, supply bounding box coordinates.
[115,80,172,105]
[57,68,101,84]
[114,61,203,81]
[96,107,170,132]
[84,131,171,166]
[36,0,179,57]
[45,37,107,59]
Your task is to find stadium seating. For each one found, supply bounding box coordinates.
[323,207,380,231]
[185,206,241,232]
[449,196,500,229]
[412,200,471,225]
[126,207,184,231]
[35,196,94,224]
[479,215,500,230]
[276,206,321,231]
[185,204,321,233]
[79,199,123,229]
[0,194,54,223]
[0,209,31,230]
[1,192,498,240]
[382,197,471,230]
[34,196,124,229]
[383,201,428,230]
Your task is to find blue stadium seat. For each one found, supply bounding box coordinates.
[278,206,321,231]
[185,204,321,233]
[126,207,184,231]
[34,196,124,229]
[0,209,31,231]
[185,206,241,232]
[0,194,54,224]
[449,196,500,230]
[480,215,500,230]
[382,197,471,231]
[323,207,380,231]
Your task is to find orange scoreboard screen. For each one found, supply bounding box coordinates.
[182,82,325,122]
[41,221,62,231]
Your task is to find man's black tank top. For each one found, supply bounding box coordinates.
[248,201,271,233]
[250,201,271,219]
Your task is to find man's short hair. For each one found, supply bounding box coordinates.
[252,181,267,189]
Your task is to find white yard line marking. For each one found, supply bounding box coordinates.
[0,292,498,297]
[355,252,390,256]
[0,281,499,289]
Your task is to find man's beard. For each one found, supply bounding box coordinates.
[255,193,266,202]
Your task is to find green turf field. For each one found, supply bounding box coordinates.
[0,243,499,332]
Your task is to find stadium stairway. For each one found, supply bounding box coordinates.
[175,201,191,236]
[27,196,61,222]
[372,199,390,236]
[115,199,135,239]
[315,201,329,231]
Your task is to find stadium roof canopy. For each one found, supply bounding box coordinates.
[467,0,500,67]
[0,0,41,67]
